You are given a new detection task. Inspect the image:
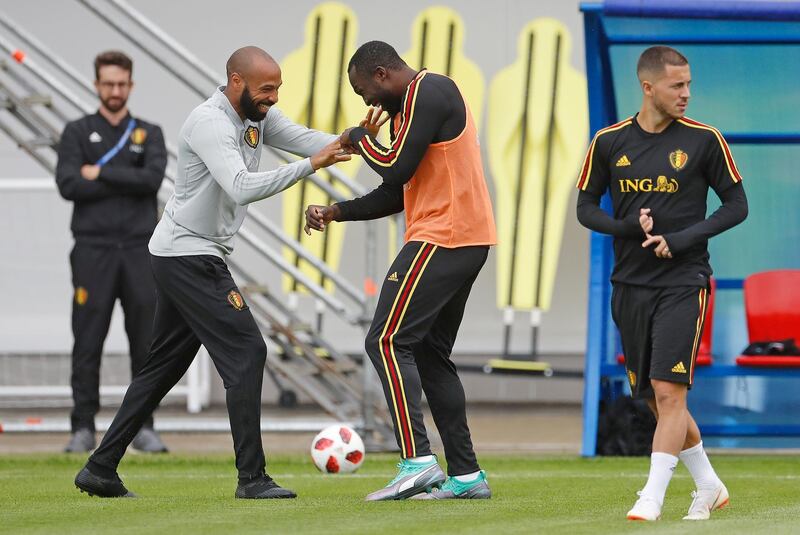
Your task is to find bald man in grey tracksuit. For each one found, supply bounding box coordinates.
[75,47,349,500]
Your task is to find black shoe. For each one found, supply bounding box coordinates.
[74,465,136,498]
[235,475,297,499]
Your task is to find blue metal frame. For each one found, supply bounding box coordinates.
[580,5,617,458]
[580,1,800,456]
[603,0,800,21]
[600,364,800,437]
[700,425,800,437]
[605,36,800,45]
[602,364,800,379]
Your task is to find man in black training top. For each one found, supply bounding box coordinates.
[56,50,168,454]
[576,46,747,521]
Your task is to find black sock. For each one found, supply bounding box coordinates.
[238,473,268,485]
[87,460,117,479]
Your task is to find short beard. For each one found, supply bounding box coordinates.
[101,97,126,113]
[654,102,681,120]
[240,84,268,122]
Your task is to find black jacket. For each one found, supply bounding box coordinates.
[55,111,167,247]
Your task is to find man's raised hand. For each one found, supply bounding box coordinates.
[360,106,390,138]
[310,140,352,171]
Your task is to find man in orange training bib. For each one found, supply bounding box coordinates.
[305,41,496,501]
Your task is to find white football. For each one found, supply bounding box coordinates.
[310,424,365,474]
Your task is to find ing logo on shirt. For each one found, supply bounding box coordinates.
[244,125,259,148]
[618,175,679,194]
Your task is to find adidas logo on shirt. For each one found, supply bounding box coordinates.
[89,132,102,143]
[671,361,687,374]
[616,154,631,167]
[387,272,399,282]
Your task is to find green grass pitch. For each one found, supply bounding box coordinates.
[1,453,798,534]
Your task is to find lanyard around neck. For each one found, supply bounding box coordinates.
[95,118,137,167]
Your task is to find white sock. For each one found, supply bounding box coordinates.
[640,452,678,505]
[680,441,722,490]
[409,455,435,463]
[453,471,481,482]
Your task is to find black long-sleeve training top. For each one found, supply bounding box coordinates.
[576,114,748,288]
[55,112,167,247]
[335,71,466,221]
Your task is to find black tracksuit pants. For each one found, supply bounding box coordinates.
[90,254,268,481]
[70,243,156,433]
[365,241,488,476]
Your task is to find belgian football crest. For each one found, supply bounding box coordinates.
[130,127,147,145]
[669,149,688,171]
[75,286,88,306]
[244,125,259,148]
[227,290,245,311]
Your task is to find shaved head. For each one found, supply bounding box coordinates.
[226,46,277,81]
[223,46,282,122]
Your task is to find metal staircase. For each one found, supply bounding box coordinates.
[0,3,394,448]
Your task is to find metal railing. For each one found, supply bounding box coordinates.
[0,6,392,443]
[0,20,364,320]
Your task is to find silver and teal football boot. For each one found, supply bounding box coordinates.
[411,470,492,500]
[365,456,446,501]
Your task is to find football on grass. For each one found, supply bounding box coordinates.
[310,424,365,474]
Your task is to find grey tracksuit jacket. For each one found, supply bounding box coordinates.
[149,87,336,258]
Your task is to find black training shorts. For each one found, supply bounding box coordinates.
[612,283,709,398]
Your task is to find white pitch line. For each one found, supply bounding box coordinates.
[0,472,797,481]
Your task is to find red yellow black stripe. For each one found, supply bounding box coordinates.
[359,72,427,167]
[688,288,709,383]
[576,118,633,191]
[377,242,437,458]
[678,117,743,183]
